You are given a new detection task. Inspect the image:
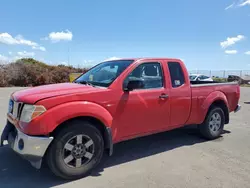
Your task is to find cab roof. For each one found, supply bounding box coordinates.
[105,57,183,62]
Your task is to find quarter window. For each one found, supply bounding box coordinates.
[168,62,185,88]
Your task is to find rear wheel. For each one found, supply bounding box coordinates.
[199,107,225,140]
[46,121,104,180]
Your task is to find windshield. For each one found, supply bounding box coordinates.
[189,75,197,81]
[74,60,134,87]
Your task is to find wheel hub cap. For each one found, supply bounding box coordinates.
[72,144,86,158]
[209,112,222,132]
[63,134,95,168]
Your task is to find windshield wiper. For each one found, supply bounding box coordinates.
[74,80,95,87]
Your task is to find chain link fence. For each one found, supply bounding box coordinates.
[188,70,250,78]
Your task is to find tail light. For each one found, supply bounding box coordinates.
[236,85,240,99]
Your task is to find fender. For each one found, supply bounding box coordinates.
[198,91,229,124]
[19,101,113,136]
[46,101,114,156]
[47,101,113,133]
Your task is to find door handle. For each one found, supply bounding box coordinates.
[159,94,169,99]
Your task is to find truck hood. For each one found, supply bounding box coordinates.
[12,83,100,104]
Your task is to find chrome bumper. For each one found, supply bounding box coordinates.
[1,123,53,169]
[234,104,241,113]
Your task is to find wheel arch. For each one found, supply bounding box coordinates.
[50,116,113,156]
[206,100,229,124]
[200,91,229,125]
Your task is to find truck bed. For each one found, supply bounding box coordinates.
[190,80,236,85]
[186,81,240,125]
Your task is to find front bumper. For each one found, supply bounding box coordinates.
[0,122,53,169]
[234,104,241,113]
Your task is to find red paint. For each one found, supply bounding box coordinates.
[11,58,240,144]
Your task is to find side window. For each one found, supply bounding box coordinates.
[124,62,163,89]
[199,75,204,80]
[168,62,185,88]
[199,75,209,80]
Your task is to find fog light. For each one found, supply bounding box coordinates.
[18,139,24,150]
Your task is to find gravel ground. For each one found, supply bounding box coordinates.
[0,87,249,188]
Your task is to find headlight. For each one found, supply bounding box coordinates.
[20,104,46,123]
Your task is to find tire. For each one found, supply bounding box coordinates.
[199,106,225,140]
[46,120,104,180]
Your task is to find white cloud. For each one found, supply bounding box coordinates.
[0,54,30,64]
[0,54,9,62]
[15,35,38,46]
[225,2,235,10]
[39,46,46,51]
[0,32,45,51]
[239,0,250,6]
[0,33,38,46]
[0,54,21,64]
[224,1,250,9]
[32,46,46,51]
[12,56,23,61]
[58,61,68,65]
[104,57,121,61]
[225,50,238,54]
[220,35,245,48]
[8,51,12,55]
[82,60,96,67]
[17,51,35,57]
[45,30,73,42]
[245,51,250,55]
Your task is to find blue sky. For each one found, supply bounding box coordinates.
[0,0,250,70]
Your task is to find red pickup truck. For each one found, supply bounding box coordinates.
[1,58,241,179]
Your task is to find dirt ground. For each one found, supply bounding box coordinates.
[0,87,249,188]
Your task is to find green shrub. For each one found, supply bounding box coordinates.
[0,58,88,87]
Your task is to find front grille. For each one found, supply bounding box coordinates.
[8,99,14,114]
[9,99,23,119]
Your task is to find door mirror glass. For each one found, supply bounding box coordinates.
[124,80,145,91]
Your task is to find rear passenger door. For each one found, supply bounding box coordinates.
[166,61,192,128]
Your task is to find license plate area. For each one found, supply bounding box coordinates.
[8,131,16,149]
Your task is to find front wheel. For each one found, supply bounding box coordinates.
[46,121,104,180]
[199,107,225,140]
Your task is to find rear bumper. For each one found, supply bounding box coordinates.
[0,122,53,169]
[234,104,241,113]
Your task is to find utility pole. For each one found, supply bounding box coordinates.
[67,45,70,66]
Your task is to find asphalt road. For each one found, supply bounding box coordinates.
[0,87,250,188]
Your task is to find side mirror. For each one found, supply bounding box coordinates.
[124,80,144,91]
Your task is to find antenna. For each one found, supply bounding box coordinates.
[67,45,70,66]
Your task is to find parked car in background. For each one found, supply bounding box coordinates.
[189,74,213,82]
[228,75,250,85]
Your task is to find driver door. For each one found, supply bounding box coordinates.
[116,61,171,139]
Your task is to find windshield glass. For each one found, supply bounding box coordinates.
[189,75,197,81]
[74,60,134,87]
